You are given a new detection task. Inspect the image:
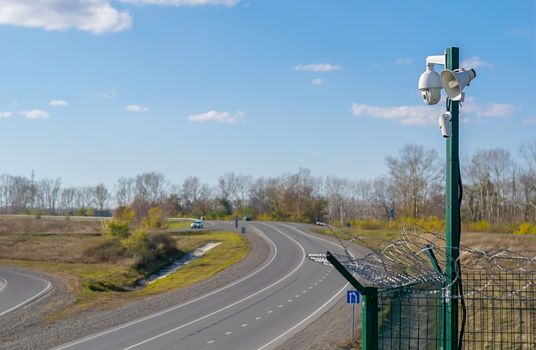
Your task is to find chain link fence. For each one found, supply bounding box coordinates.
[321,226,536,349]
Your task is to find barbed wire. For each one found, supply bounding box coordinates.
[309,224,536,298]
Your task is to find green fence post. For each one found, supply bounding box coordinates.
[362,287,379,350]
[326,252,379,350]
[445,46,461,350]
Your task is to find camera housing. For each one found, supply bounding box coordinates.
[421,89,441,105]
[439,111,452,138]
[418,64,442,105]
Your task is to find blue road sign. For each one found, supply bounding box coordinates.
[346,290,360,304]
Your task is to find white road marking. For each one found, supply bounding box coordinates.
[257,282,350,350]
[314,283,318,285]
[118,224,308,350]
[255,317,261,320]
[225,331,232,335]
[207,340,214,344]
[257,223,358,350]
[55,224,280,350]
[278,304,283,308]
[308,286,313,289]
[267,310,273,314]
[295,295,300,298]
[0,278,7,293]
[0,273,52,318]
[302,290,307,293]
[241,323,248,327]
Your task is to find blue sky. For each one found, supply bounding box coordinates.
[0,0,535,187]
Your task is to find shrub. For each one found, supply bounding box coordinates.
[359,219,384,230]
[114,206,136,223]
[143,207,167,230]
[474,220,491,232]
[136,233,182,274]
[83,238,126,263]
[465,220,492,232]
[257,213,273,222]
[120,229,148,253]
[514,222,536,235]
[102,220,130,238]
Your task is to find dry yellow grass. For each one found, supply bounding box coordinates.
[0,216,103,234]
[0,220,249,320]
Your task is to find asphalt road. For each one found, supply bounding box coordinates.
[55,222,351,350]
[0,268,52,317]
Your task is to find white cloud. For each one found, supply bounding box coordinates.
[395,58,412,65]
[294,63,342,72]
[461,56,493,68]
[0,112,12,118]
[352,103,439,125]
[95,89,117,99]
[187,110,245,124]
[523,117,536,125]
[126,104,149,112]
[351,98,514,126]
[462,97,513,118]
[311,78,325,85]
[49,99,69,107]
[508,27,532,37]
[19,109,49,119]
[0,0,132,34]
[119,0,239,6]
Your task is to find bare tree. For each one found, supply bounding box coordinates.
[94,183,110,211]
[60,187,76,213]
[134,172,168,204]
[115,177,135,207]
[386,144,442,218]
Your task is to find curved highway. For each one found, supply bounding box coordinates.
[55,222,350,350]
[0,268,52,317]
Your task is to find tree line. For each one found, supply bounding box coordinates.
[1,141,535,225]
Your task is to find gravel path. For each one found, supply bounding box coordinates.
[0,228,271,350]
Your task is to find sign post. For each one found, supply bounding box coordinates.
[347,290,360,344]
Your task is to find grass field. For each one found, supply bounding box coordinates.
[313,224,536,253]
[166,220,194,230]
[0,217,249,319]
[0,216,103,235]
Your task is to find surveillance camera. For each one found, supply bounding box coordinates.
[421,88,441,105]
[418,64,442,105]
[439,111,452,138]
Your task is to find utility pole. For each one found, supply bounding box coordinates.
[444,46,461,350]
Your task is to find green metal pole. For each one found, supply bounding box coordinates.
[362,287,378,350]
[326,252,378,349]
[445,46,460,350]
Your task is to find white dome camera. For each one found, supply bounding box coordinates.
[418,64,442,105]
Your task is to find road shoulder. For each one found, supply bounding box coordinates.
[276,223,366,350]
[0,228,271,350]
